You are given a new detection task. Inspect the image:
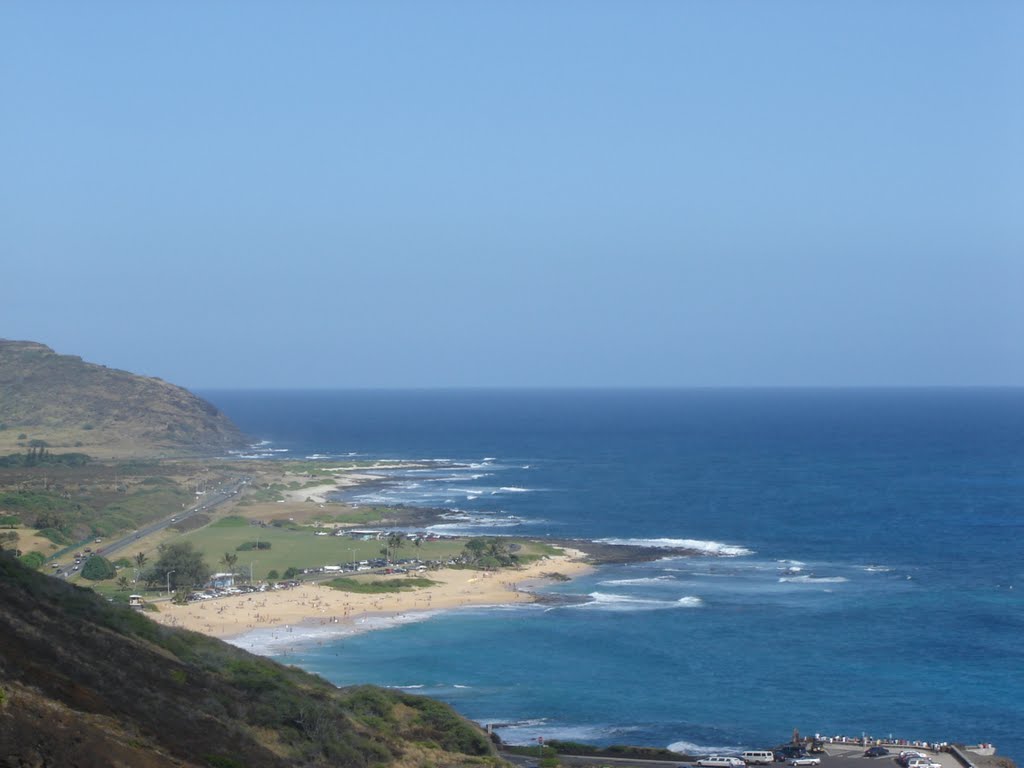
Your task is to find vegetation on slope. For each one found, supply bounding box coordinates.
[0,339,247,454]
[0,551,500,768]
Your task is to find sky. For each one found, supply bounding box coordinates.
[2,1,1022,388]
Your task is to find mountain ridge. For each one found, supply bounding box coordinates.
[0,340,247,456]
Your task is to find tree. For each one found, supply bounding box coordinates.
[267,569,279,581]
[463,538,488,561]
[387,532,404,563]
[150,541,210,591]
[133,551,148,583]
[116,575,130,591]
[220,552,239,573]
[81,555,116,581]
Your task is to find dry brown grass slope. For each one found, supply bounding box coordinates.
[0,340,247,457]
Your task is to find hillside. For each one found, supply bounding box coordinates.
[0,340,246,456]
[0,550,500,768]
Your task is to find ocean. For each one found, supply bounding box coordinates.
[200,389,1024,759]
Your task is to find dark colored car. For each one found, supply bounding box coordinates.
[865,748,891,758]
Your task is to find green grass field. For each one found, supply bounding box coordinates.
[179,516,466,579]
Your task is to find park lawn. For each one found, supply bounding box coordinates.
[179,518,465,580]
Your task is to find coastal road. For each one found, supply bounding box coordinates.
[54,477,250,579]
[501,750,961,768]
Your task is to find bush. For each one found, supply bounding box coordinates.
[37,527,70,545]
[235,541,271,551]
[19,551,45,569]
[81,555,117,581]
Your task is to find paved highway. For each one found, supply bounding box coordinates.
[54,477,250,579]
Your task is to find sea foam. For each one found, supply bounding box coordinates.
[596,537,753,557]
[572,592,704,611]
[778,575,849,584]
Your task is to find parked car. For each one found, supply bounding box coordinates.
[697,757,746,768]
[789,759,820,767]
[865,748,891,758]
[776,748,808,762]
[898,752,927,767]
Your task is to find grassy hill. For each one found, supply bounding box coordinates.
[0,340,247,456]
[0,550,500,768]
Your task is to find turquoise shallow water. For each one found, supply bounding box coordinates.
[203,389,1024,759]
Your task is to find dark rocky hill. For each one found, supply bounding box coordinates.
[0,551,498,768]
[0,340,247,455]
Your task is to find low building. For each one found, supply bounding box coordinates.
[208,572,235,589]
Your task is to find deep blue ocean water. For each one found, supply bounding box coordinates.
[200,389,1024,758]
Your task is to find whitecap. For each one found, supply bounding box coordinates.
[668,740,746,756]
[599,576,678,586]
[569,592,704,611]
[778,575,849,584]
[596,537,753,557]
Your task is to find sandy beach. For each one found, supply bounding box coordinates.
[150,546,592,644]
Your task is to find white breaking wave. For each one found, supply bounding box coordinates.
[225,611,442,655]
[668,740,746,756]
[570,592,704,611]
[599,576,678,586]
[778,575,849,584]
[498,486,533,492]
[863,565,894,572]
[596,537,753,557]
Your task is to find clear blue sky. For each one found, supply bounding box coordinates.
[2,2,1021,388]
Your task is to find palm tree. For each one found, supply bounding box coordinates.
[133,551,148,583]
[116,575,130,591]
[387,532,404,563]
[220,552,239,573]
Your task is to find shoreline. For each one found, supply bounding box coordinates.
[150,546,593,647]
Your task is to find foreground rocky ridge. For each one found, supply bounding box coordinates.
[0,340,247,455]
[0,551,500,768]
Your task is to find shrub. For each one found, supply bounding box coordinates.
[37,527,70,545]
[81,555,117,581]
[235,541,271,551]
[19,551,45,569]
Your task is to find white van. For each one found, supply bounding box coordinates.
[743,751,775,765]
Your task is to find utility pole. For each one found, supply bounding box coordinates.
[166,569,176,596]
